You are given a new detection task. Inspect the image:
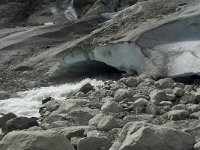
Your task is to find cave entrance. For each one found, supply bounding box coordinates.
[52,60,126,82]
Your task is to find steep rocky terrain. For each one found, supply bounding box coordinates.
[1,0,200,150]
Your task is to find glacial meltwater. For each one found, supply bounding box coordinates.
[0,79,103,117]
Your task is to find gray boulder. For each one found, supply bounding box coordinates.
[77,137,111,150]
[155,78,175,89]
[167,110,190,121]
[79,83,94,94]
[101,101,123,113]
[0,130,75,150]
[118,125,195,150]
[150,90,167,103]
[97,116,120,132]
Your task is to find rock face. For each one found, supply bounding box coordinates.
[0,130,75,150]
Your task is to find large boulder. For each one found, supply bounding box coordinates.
[0,130,75,150]
[77,137,111,150]
[110,122,195,150]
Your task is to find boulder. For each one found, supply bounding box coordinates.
[194,142,200,150]
[150,90,167,103]
[2,117,39,133]
[79,83,94,94]
[117,125,195,150]
[167,110,190,121]
[172,104,187,111]
[114,89,132,102]
[0,113,17,128]
[187,104,200,113]
[133,98,149,108]
[120,77,139,87]
[0,130,75,150]
[173,88,185,97]
[77,137,111,150]
[97,116,120,132]
[101,101,123,113]
[155,78,175,89]
[145,102,159,115]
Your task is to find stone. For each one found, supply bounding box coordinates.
[194,142,200,150]
[166,94,176,102]
[0,130,75,150]
[173,87,185,97]
[97,116,120,132]
[159,101,173,106]
[179,93,195,104]
[2,117,39,133]
[52,126,93,139]
[167,110,190,121]
[145,102,159,115]
[155,78,175,89]
[114,89,132,102]
[77,137,111,150]
[190,112,200,120]
[101,101,123,113]
[87,130,103,137]
[133,98,149,108]
[118,125,195,150]
[174,82,185,89]
[42,97,53,104]
[120,77,139,87]
[187,104,200,113]
[150,89,167,103]
[172,104,187,111]
[89,114,105,126]
[79,83,94,94]
[0,113,17,128]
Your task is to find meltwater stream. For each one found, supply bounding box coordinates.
[0,79,103,118]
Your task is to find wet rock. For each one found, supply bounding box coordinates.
[155,78,175,89]
[0,113,17,128]
[167,110,190,121]
[117,125,195,150]
[101,101,123,113]
[174,82,185,89]
[97,116,120,132]
[0,130,75,150]
[42,97,53,104]
[2,117,39,133]
[77,137,111,150]
[79,83,94,94]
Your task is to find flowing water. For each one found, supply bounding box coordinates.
[0,79,103,117]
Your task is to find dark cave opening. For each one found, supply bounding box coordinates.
[51,60,126,83]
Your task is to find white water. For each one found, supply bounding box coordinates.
[64,0,77,21]
[0,79,103,118]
